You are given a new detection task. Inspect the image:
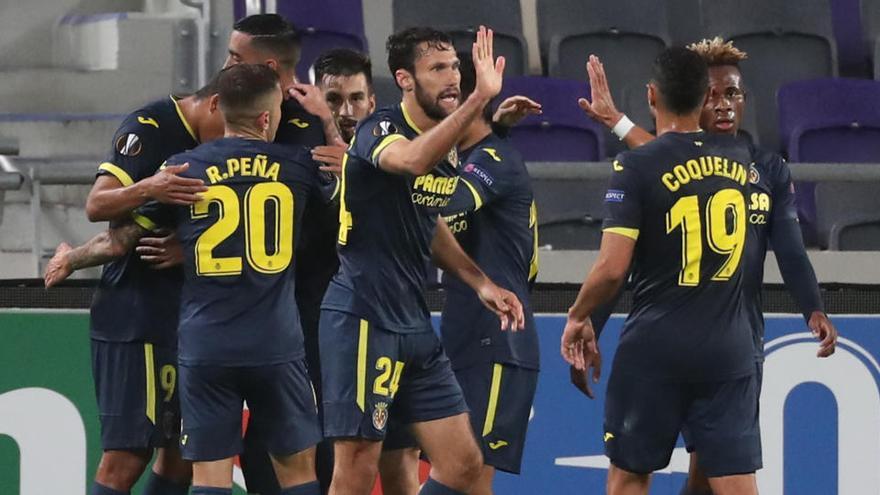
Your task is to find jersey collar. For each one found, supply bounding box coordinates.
[171,95,199,143]
[400,101,424,135]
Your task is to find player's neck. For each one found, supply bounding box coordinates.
[655,112,702,137]
[224,125,268,141]
[458,121,492,150]
[178,96,205,142]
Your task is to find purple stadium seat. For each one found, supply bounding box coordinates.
[778,78,880,246]
[831,0,869,76]
[497,76,606,161]
[258,0,368,82]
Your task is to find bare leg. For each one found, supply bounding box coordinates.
[707,473,757,495]
[379,447,422,495]
[270,446,318,489]
[410,413,483,492]
[469,465,496,495]
[328,439,382,495]
[607,464,651,495]
[152,446,192,484]
[192,457,234,488]
[94,449,152,491]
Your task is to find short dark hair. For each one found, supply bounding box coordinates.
[216,64,280,124]
[457,53,493,123]
[386,27,453,86]
[651,47,709,115]
[193,72,220,100]
[233,14,300,70]
[314,48,373,89]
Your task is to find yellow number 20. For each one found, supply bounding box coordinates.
[665,189,746,287]
[193,182,295,276]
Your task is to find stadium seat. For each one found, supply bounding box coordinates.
[778,78,880,248]
[497,76,605,162]
[699,0,838,151]
[815,183,880,250]
[864,0,880,77]
[830,0,870,76]
[534,180,607,250]
[275,0,368,82]
[392,0,528,76]
[537,0,669,156]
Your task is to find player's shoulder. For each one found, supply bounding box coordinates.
[116,97,175,134]
[749,143,787,176]
[357,105,407,135]
[473,133,524,166]
[280,99,322,128]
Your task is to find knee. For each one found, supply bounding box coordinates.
[153,448,192,484]
[95,450,151,489]
[437,443,483,486]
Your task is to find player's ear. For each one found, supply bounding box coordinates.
[265,59,279,74]
[395,69,413,93]
[647,83,657,114]
[209,94,220,114]
[257,110,270,132]
[368,92,377,113]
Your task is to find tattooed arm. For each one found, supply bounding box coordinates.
[44,222,147,287]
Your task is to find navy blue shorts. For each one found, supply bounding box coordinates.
[178,360,321,462]
[604,369,761,478]
[683,360,764,454]
[91,339,180,450]
[319,310,468,441]
[456,362,538,474]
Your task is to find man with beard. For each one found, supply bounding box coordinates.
[319,26,525,495]
[574,38,838,495]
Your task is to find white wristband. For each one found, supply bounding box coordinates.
[612,115,635,141]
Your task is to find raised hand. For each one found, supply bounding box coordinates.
[311,137,348,176]
[144,163,207,205]
[577,55,624,129]
[492,95,542,128]
[471,25,506,101]
[288,83,333,121]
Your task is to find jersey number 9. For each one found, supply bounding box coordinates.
[192,182,294,276]
[665,188,746,287]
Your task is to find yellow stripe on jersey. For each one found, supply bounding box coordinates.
[172,96,198,142]
[460,178,484,210]
[132,213,157,232]
[356,319,369,412]
[371,134,406,162]
[338,148,353,245]
[400,101,423,135]
[144,343,156,424]
[529,201,539,282]
[603,227,640,241]
[482,363,504,436]
[98,162,134,187]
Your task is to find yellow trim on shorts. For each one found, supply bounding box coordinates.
[144,343,156,425]
[603,227,640,241]
[357,319,369,412]
[98,162,134,187]
[482,363,503,436]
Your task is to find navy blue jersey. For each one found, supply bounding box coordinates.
[438,133,540,370]
[742,146,799,359]
[275,99,341,340]
[90,96,197,347]
[322,103,462,333]
[603,132,754,381]
[134,137,322,366]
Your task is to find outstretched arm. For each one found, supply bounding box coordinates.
[44,223,147,287]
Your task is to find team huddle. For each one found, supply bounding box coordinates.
[43,12,838,495]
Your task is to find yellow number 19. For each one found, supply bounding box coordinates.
[665,189,746,287]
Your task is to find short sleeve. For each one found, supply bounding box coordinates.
[97,113,166,186]
[440,146,511,216]
[601,155,643,241]
[132,200,176,232]
[349,113,408,168]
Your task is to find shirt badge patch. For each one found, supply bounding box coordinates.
[605,189,626,202]
[115,133,142,157]
[372,401,389,431]
[749,164,760,184]
[447,147,459,166]
[373,120,398,137]
[464,163,494,186]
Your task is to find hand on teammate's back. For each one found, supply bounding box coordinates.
[144,163,207,205]
[311,137,348,176]
[44,243,73,288]
[137,230,184,270]
[577,55,624,129]
[809,311,838,357]
[477,282,525,331]
[471,26,506,102]
[492,95,542,128]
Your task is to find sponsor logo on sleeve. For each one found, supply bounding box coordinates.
[463,163,494,186]
[604,189,625,202]
[372,120,397,137]
[115,133,142,157]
